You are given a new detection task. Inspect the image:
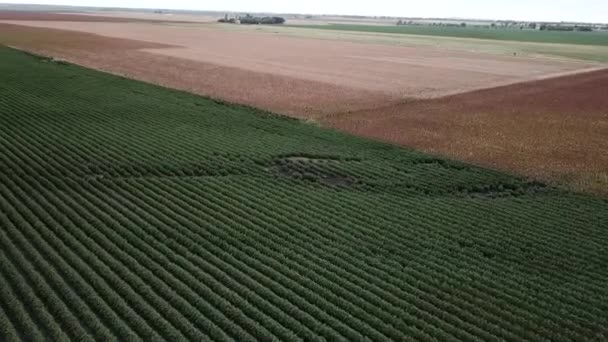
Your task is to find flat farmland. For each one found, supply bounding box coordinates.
[1,10,608,341]
[0,11,607,194]
[1,45,608,341]
[0,11,191,23]
[0,18,600,99]
[325,69,608,195]
[293,24,608,47]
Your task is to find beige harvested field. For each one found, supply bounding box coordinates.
[1,13,607,195]
[0,19,600,100]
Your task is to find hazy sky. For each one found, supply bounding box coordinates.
[5,0,608,22]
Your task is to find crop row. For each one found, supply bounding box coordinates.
[1,46,607,341]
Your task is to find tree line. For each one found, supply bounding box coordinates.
[219,14,286,25]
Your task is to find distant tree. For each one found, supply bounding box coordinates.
[491,22,497,28]
[541,24,575,31]
[528,22,537,29]
[460,22,467,27]
[260,16,285,24]
[397,19,403,25]
[240,16,285,25]
[239,16,257,24]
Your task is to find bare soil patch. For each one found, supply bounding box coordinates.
[270,156,356,187]
[0,11,190,23]
[63,11,218,23]
[325,69,608,195]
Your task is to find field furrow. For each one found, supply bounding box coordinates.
[0,45,607,341]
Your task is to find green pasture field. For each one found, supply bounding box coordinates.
[0,45,607,341]
[225,24,608,62]
[291,24,608,46]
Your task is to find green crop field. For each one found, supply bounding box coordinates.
[1,45,607,341]
[291,24,608,46]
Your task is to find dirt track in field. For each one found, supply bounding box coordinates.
[1,14,607,194]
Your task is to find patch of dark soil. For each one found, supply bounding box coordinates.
[18,49,65,63]
[270,154,358,187]
[411,157,469,171]
[458,181,548,199]
[275,153,348,162]
[320,175,355,187]
[481,250,496,259]
[362,177,549,198]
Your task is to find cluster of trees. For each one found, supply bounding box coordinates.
[539,24,593,31]
[396,19,599,32]
[241,16,286,25]
[218,14,285,25]
[397,20,468,28]
[396,20,414,25]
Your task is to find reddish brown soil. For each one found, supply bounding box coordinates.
[325,70,608,194]
[0,11,190,23]
[1,21,606,194]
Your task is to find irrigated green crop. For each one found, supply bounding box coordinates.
[0,46,607,341]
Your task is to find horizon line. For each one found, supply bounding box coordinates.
[0,2,607,25]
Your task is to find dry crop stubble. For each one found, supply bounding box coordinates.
[0,18,597,98]
[0,23,395,118]
[1,15,607,195]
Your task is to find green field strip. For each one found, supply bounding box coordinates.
[0,248,48,341]
[157,178,528,340]
[1,45,607,341]
[0,124,270,338]
[13,121,352,338]
[204,180,564,340]
[114,179,376,340]
[0,290,21,342]
[290,24,608,46]
[0,165,175,340]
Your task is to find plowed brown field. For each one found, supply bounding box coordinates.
[0,11,190,23]
[325,70,608,194]
[1,12,606,194]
